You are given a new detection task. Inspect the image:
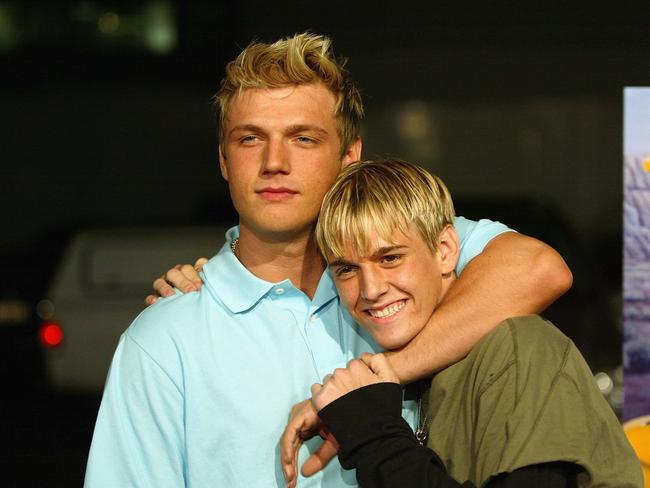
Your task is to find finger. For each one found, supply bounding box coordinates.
[152,277,175,297]
[358,352,375,369]
[194,257,208,272]
[144,295,158,306]
[360,353,399,383]
[282,400,320,476]
[280,423,301,487]
[164,267,198,293]
[346,358,367,372]
[359,351,373,362]
[310,383,327,412]
[301,437,339,477]
[179,263,203,288]
[310,383,322,396]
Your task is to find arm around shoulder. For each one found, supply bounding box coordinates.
[389,231,572,383]
[478,231,573,310]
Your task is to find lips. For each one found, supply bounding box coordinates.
[256,187,299,201]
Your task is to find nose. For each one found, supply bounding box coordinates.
[359,267,388,302]
[261,138,290,175]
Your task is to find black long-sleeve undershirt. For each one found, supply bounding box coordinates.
[318,383,576,488]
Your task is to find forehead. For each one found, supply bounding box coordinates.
[227,83,338,124]
[330,225,430,263]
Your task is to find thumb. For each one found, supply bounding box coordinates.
[300,436,339,477]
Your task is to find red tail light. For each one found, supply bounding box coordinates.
[40,322,64,347]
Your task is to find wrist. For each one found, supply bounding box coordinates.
[384,349,416,385]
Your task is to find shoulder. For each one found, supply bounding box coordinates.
[478,315,569,353]
[124,287,225,356]
[500,315,573,361]
[465,315,575,387]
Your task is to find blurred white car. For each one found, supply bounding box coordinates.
[41,225,230,392]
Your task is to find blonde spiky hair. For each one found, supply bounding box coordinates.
[215,32,363,156]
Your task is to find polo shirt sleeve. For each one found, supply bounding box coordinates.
[454,216,514,274]
[84,332,185,488]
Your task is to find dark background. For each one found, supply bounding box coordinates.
[2,1,649,485]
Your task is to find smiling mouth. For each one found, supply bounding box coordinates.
[366,300,406,319]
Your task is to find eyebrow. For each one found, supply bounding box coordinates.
[370,245,408,259]
[228,124,330,138]
[285,124,330,137]
[227,124,264,137]
[328,245,408,267]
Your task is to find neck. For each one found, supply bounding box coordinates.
[236,226,326,299]
[437,272,457,304]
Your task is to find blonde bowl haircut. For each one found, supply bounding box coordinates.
[316,159,456,259]
[215,32,364,157]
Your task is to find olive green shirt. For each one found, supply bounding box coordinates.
[425,315,643,487]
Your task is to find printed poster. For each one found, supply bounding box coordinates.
[623,87,650,421]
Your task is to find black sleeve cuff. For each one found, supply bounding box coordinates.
[319,382,408,461]
[318,383,469,488]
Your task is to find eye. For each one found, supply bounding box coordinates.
[333,264,356,278]
[381,254,402,265]
[295,135,317,145]
[239,134,260,145]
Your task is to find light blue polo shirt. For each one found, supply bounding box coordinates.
[85,218,512,487]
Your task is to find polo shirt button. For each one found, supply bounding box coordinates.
[275,288,285,295]
[310,314,317,322]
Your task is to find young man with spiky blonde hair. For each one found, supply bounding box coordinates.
[86,33,572,487]
[281,160,641,487]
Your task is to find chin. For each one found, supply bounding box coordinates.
[374,334,410,351]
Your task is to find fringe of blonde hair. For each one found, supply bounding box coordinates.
[316,159,455,258]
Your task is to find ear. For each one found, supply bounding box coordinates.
[341,136,362,167]
[219,145,228,181]
[436,225,460,275]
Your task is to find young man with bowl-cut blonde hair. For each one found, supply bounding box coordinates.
[87,33,572,487]
[281,159,642,487]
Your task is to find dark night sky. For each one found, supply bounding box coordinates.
[1,0,649,291]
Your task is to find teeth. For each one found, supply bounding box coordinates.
[368,301,405,318]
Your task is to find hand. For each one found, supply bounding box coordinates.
[280,399,339,488]
[311,353,399,412]
[144,257,208,305]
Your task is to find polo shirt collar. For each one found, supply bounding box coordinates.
[202,226,338,314]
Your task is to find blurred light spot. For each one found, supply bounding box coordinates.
[396,101,431,141]
[98,11,120,34]
[36,299,55,320]
[594,371,613,395]
[0,4,17,53]
[608,386,624,410]
[144,1,176,54]
[0,299,30,323]
[40,322,64,347]
[643,158,650,172]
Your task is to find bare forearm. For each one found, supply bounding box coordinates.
[388,232,572,383]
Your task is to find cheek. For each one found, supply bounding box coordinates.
[226,165,254,190]
[335,281,359,311]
